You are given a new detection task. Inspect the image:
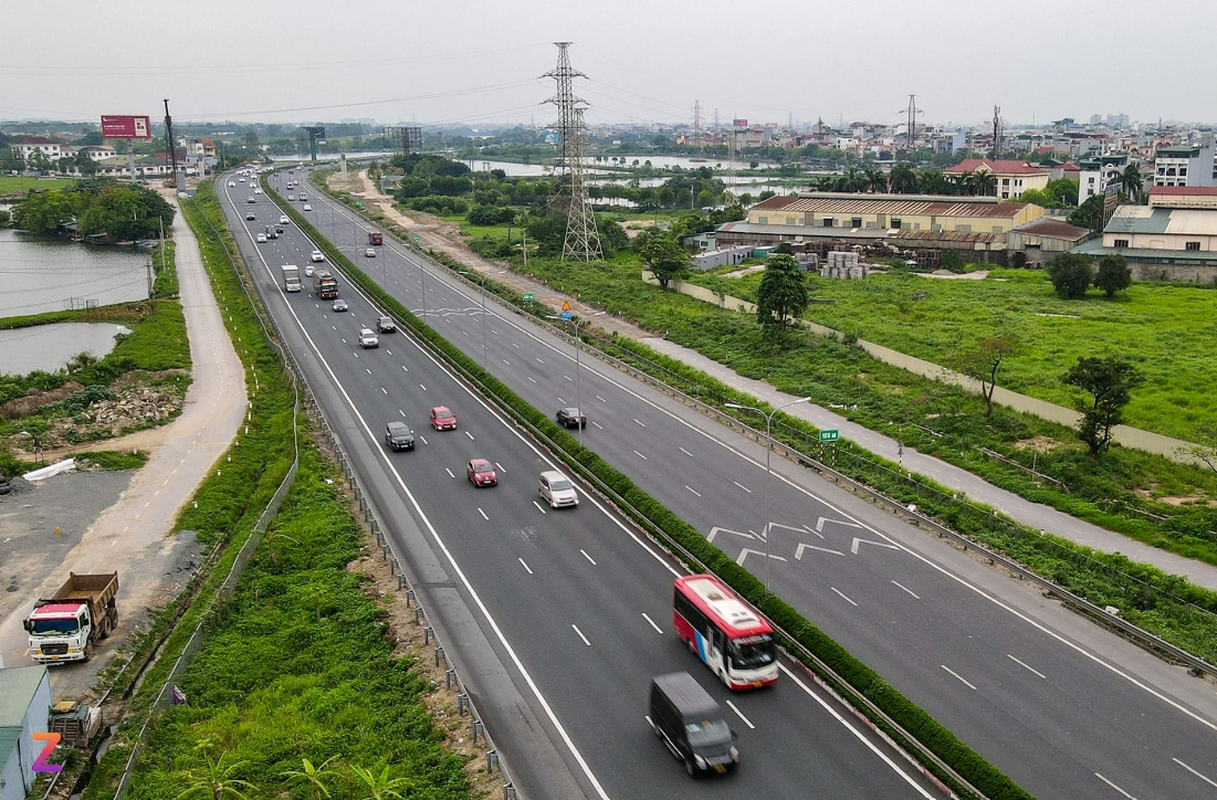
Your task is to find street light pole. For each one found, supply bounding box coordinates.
[458,269,505,371]
[725,397,811,592]
[548,310,606,442]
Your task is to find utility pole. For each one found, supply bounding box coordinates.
[163,99,178,188]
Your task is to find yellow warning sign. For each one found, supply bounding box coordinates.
[561,301,571,311]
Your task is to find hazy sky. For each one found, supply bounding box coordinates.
[5,0,1215,131]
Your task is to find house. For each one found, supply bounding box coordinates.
[1070,186,1217,281]
[1006,218,1092,265]
[1078,153,1132,204]
[0,665,54,799]
[1152,134,1216,187]
[12,136,63,161]
[82,145,117,160]
[943,158,1050,200]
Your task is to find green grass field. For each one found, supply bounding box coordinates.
[692,268,1217,442]
[0,175,73,194]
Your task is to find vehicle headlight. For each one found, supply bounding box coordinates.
[729,746,739,761]
[694,755,707,769]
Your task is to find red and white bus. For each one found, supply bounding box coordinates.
[673,574,778,690]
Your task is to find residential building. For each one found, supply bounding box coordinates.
[0,665,54,800]
[943,158,1050,200]
[1078,153,1131,204]
[12,136,63,160]
[1152,134,1215,187]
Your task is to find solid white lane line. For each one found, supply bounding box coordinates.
[580,549,597,565]
[891,580,920,599]
[444,468,455,479]
[1007,654,1046,679]
[1094,774,1138,799]
[634,450,647,460]
[641,613,663,634]
[572,625,591,646]
[518,558,533,575]
[941,665,977,691]
[685,485,701,497]
[1172,758,1217,789]
[726,700,755,730]
[733,481,752,493]
[532,500,547,514]
[831,587,857,606]
[478,508,488,521]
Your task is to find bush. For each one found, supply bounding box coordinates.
[937,249,966,273]
[1046,252,1093,299]
[466,204,515,226]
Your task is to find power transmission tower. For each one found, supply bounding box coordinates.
[693,100,702,152]
[992,105,1003,158]
[543,42,586,173]
[906,94,917,150]
[563,107,602,261]
[713,108,720,136]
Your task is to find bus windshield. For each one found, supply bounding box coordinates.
[728,634,775,669]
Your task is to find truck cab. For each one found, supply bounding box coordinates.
[24,572,118,664]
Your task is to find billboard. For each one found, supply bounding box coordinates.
[733,118,748,128]
[100,115,152,139]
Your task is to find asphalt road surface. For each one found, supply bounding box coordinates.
[225,171,1217,800]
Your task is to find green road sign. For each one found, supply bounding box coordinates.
[522,293,534,301]
[412,235,422,242]
[819,429,839,442]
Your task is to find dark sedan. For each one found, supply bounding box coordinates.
[384,421,415,451]
[556,407,587,429]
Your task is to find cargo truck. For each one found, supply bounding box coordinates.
[368,230,383,245]
[281,264,301,292]
[23,572,119,664]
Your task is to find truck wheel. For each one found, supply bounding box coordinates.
[82,644,91,663]
[99,618,110,639]
[109,606,118,629]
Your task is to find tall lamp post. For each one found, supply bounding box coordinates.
[724,397,811,592]
[458,269,506,371]
[548,310,606,441]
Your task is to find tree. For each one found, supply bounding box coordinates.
[1094,254,1132,298]
[1046,252,1093,299]
[954,337,1017,417]
[755,253,808,333]
[970,170,997,196]
[1068,194,1105,232]
[889,163,918,193]
[640,235,691,290]
[937,249,965,273]
[1117,164,1143,203]
[1062,356,1144,457]
[864,168,887,193]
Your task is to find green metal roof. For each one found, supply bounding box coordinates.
[0,665,48,774]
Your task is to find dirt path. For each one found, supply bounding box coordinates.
[349,170,654,340]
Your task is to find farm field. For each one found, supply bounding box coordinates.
[693,267,1217,442]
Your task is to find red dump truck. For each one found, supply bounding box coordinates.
[23,572,119,664]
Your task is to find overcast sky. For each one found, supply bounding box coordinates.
[4,0,1215,131]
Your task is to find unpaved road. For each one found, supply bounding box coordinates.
[0,195,246,697]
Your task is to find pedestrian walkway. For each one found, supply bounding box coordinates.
[345,170,1217,594]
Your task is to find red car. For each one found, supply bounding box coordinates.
[466,458,498,487]
[429,405,457,431]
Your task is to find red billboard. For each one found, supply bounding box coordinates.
[733,118,748,128]
[100,115,152,139]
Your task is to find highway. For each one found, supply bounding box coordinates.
[218,172,941,800]
[228,168,1217,800]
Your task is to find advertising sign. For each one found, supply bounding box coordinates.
[733,118,748,128]
[100,115,152,139]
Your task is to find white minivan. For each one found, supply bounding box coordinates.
[538,470,579,509]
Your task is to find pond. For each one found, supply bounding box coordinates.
[0,322,131,376]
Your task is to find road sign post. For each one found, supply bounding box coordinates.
[522,293,534,301]
[819,429,839,442]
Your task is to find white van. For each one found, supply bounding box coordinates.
[538,470,578,508]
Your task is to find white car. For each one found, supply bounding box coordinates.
[299,193,308,201]
[305,264,315,277]
[280,216,290,225]
[365,248,376,258]
[303,204,312,211]
[358,328,379,349]
[254,188,263,194]
[256,233,267,243]
[287,194,295,201]
[228,181,236,187]
[310,250,325,262]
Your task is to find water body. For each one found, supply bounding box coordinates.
[0,322,130,376]
[0,228,150,318]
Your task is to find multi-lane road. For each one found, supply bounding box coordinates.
[219,168,1217,800]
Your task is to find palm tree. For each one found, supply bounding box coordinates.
[282,756,340,800]
[864,168,887,193]
[174,749,256,800]
[350,764,412,800]
[919,170,949,195]
[889,164,919,194]
[1118,164,1144,203]
[970,171,997,197]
